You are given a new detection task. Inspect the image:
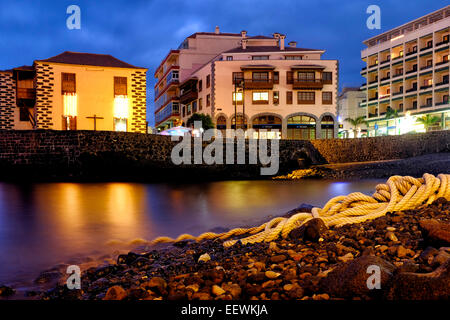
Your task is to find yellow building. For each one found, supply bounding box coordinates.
[0,51,148,133]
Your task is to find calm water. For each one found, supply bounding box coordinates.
[0,179,382,285]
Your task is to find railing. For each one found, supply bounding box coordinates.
[436,80,449,86]
[435,39,449,47]
[369,80,378,84]
[436,60,449,66]
[420,84,432,90]
[155,101,180,125]
[243,78,274,89]
[405,87,417,93]
[17,88,36,100]
[380,59,390,65]
[420,65,432,70]
[380,76,390,82]
[436,100,449,106]
[369,96,378,101]
[420,44,433,51]
[406,69,417,74]
[292,79,323,89]
[406,50,417,56]
[393,91,403,96]
[179,90,198,104]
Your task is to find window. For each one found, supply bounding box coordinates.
[399,50,403,57]
[298,91,315,104]
[396,68,403,75]
[252,55,269,60]
[199,80,203,92]
[322,91,332,104]
[444,35,449,42]
[232,72,244,84]
[427,59,433,67]
[19,108,29,122]
[199,98,203,110]
[114,77,127,96]
[252,91,269,104]
[232,92,243,104]
[298,72,315,81]
[206,75,211,88]
[114,118,127,132]
[226,56,233,61]
[62,116,77,130]
[426,97,432,106]
[273,91,279,104]
[443,95,449,103]
[273,72,279,84]
[285,56,302,60]
[193,100,197,113]
[61,73,76,93]
[252,72,268,81]
[427,40,432,48]
[286,71,293,84]
[286,91,293,104]
[206,94,211,107]
[182,106,186,117]
[322,72,332,84]
[443,55,449,62]
[187,103,192,115]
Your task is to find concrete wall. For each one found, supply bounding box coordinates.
[0,130,448,181]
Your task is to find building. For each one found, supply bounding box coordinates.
[360,6,449,136]
[337,87,367,138]
[154,27,244,130]
[0,51,147,132]
[168,30,338,139]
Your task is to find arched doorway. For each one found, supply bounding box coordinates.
[230,114,248,130]
[252,115,282,139]
[216,115,227,135]
[321,115,335,139]
[287,115,316,140]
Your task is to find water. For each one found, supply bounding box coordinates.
[0,179,382,285]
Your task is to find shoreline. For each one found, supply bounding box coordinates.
[3,197,449,300]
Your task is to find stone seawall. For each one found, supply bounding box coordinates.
[0,130,448,181]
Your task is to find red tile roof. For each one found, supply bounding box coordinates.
[35,51,146,69]
[187,32,242,38]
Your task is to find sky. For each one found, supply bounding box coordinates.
[0,0,448,125]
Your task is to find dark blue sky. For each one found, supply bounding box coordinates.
[0,0,447,125]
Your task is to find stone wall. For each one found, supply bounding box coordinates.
[0,71,15,130]
[0,129,448,181]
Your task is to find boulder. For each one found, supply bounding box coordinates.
[320,255,395,298]
[419,219,450,247]
[104,285,128,300]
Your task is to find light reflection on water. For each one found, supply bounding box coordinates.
[0,179,382,284]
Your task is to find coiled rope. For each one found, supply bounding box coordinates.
[150,173,450,247]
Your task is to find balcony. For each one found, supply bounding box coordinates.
[380,58,390,65]
[361,66,367,71]
[392,90,403,96]
[369,96,378,101]
[420,65,432,71]
[405,87,417,93]
[392,72,403,78]
[420,44,433,52]
[380,76,390,82]
[436,39,449,47]
[406,68,417,74]
[369,79,378,85]
[420,84,432,90]
[436,100,449,106]
[179,90,198,104]
[420,103,433,109]
[368,112,378,118]
[155,101,180,125]
[292,79,323,90]
[16,88,36,100]
[436,79,449,87]
[242,78,274,90]
[406,50,417,56]
[368,62,378,68]
[436,60,449,66]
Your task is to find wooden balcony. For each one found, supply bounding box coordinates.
[292,79,323,90]
[17,88,36,100]
[240,79,274,90]
[179,90,198,104]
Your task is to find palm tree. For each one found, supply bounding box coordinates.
[416,114,441,132]
[385,107,400,135]
[344,116,368,137]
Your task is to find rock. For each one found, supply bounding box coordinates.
[338,253,354,263]
[141,277,167,295]
[289,218,327,242]
[117,252,141,265]
[386,231,398,242]
[192,292,211,300]
[222,283,241,299]
[0,285,15,297]
[418,246,439,265]
[198,253,211,263]
[431,250,450,267]
[270,255,287,263]
[419,219,450,247]
[320,256,395,298]
[131,257,152,268]
[104,286,127,300]
[396,246,408,258]
[212,285,226,296]
[386,259,450,300]
[265,271,281,279]
[34,270,62,284]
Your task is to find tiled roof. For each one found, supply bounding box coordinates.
[224,46,321,53]
[35,51,146,69]
[247,35,273,39]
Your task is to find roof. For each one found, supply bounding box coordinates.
[224,46,321,53]
[240,64,276,70]
[14,65,35,71]
[291,64,326,69]
[247,35,273,39]
[35,51,146,69]
[187,32,242,39]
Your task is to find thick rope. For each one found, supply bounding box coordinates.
[150,173,450,247]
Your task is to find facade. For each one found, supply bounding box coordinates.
[360,6,450,136]
[172,30,338,139]
[337,87,367,138]
[0,51,147,133]
[154,27,243,130]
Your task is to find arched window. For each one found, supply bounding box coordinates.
[287,115,316,140]
[321,115,334,139]
[252,115,282,139]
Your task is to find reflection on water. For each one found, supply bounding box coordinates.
[0,179,382,284]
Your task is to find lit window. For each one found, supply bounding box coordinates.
[114,118,127,132]
[233,92,243,101]
[63,93,77,117]
[114,95,129,119]
[253,92,269,101]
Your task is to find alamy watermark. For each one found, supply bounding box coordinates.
[366,5,381,30]
[366,265,382,290]
[170,121,279,176]
[66,265,81,290]
[66,5,81,30]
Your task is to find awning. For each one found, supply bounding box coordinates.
[240,64,276,71]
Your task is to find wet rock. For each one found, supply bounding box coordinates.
[104,285,128,300]
[141,277,167,295]
[418,247,439,264]
[198,253,211,263]
[0,285,15,297]
[212,285,226,296]
[431,250,450,267]
[289,218,327,242]
[338,253,354,263]
[34,270,62,285]
[419,219,450,247]
[386,259,450,300]
[270,255,287,263]
[131,257,152,268]
[222,283,241,299]
[386,231,398,242]
[117,252,141,265]
[265,271,281,279]
[320,256,395,298]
